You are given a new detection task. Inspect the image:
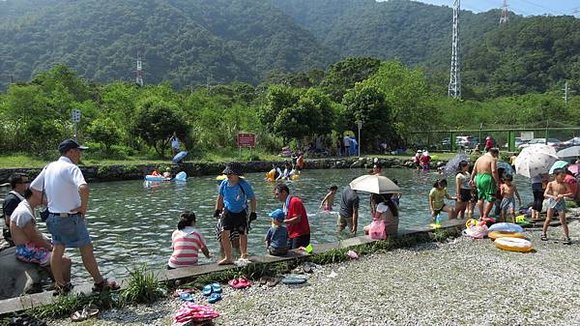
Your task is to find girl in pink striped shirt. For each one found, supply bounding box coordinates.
[168,211,211,269]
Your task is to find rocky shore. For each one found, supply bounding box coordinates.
[48,217,580,326]
[0,156,418,184]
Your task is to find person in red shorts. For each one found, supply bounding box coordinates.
[274,183,310,249]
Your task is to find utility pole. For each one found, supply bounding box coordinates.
[499,0,509,25]
[562,81,569,105]
[448,0,461,99]
[135,54,144,87]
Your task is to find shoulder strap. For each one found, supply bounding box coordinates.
[238,180,247,197]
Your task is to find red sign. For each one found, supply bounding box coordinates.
[237,133,256,148]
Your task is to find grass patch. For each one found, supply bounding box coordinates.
[23,264,165,320]
[121,264,165,304]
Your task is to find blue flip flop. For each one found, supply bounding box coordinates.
[207,292,222,304]
[179,292,195,302]
[281,274,307,285]
[211,283,222,294]
[202,284,212,296]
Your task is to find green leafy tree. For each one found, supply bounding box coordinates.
[342,84,400,151]
[130,98,188,157]
[320,57,382,102]
[87,116,121,151]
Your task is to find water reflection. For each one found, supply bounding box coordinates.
[2,168,534,281]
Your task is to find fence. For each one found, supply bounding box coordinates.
[407,127,580,153]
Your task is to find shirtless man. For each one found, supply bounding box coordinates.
[542,168,573,244]
[469,147,500,219]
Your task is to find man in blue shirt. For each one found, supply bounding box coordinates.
[214,163,257,265]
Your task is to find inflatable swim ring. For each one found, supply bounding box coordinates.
[488,222,524,233]
[488,231,526,240]
[144,175,170,182]
[290,174,300,181]
[174,171,187,182]
[265,170,276,182]
[494,237,533,253]
[216,174,227,183]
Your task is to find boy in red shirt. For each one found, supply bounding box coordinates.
[274,184,310,249]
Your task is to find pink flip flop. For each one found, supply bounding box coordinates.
[228,277,252,289]
[174,303,220,323]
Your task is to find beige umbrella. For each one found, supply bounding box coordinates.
[514,144,559,178]
[349,174,400,194]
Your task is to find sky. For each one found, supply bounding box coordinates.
[407,0,579,17]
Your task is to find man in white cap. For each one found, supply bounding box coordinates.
[30,139,119,294]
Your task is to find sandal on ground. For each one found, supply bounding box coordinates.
[207,292,222,304]
[71,304,99,322]
[540,234,548,241]
[266,276,280,287]
[92,279,120,292]
[563,238,572,245]
[53,282,74,296]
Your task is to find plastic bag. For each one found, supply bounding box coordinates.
[369,219,386,240]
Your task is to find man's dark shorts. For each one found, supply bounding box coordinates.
[221,210,247,235]
[288,234,310,249]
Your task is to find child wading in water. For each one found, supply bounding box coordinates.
[320,185,338,211]
[428,179,456,223]
[499,174,521,223]
[542,169,573,244]
[167,211,211,269]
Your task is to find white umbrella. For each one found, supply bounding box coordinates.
[514,144,559,178]
[556,146,580,160]
[349,174,400,194]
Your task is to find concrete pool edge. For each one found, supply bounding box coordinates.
[0,219,464,316]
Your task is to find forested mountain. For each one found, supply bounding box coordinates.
[0,0,578,98]
[0,0,334,90]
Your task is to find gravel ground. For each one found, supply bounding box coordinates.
[49,217,580,326]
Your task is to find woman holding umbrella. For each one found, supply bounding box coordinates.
[364,193,399,238]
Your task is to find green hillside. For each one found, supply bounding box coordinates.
[0,0,578,98]
[0,0,334,90]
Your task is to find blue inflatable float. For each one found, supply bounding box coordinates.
[488,222,524,233]
[174,171,187,182]
[144,175,170,182]
[173,151,188,164]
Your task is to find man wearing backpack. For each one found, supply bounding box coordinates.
[2,173,30,247]
[214,163,257,265]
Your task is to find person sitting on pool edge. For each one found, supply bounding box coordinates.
[265,209,289,256]
[168,211,211,269]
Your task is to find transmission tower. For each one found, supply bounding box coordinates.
[499,0,509,25]
[448,0,461,99]
[135,54,144,87]
[563,81,569,105]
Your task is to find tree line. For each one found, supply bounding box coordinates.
[0,58,578,161]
